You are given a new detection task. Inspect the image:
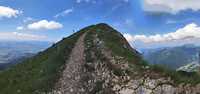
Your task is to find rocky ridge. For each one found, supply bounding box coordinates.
[52,24,200,94]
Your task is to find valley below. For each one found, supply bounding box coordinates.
[0,41,51,70]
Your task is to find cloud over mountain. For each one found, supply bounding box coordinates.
[124,23,200,44]
[143,0,200,14]
[27,20,63,30]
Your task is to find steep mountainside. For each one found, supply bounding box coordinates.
[143,45,200,69]
[0,24,200,94]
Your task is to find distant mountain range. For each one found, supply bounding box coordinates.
[0,41,51,70]
[143,44,200,70]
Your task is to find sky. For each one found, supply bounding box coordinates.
[1,0,200,50]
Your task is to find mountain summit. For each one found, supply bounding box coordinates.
[0,23,200,94]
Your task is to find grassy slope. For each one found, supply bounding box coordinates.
[94,24,142,64]
[0,27,90,94]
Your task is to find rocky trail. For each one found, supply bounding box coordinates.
[53,33,87,94]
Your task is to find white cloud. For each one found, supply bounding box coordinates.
[124,23,200,44]
[27,20,63,30]
[0,32,47,41]
[143,0,200,14]
[54,8,73,18]
[123,33,134,42]
[0,6,22,18]
[16,26,24,30]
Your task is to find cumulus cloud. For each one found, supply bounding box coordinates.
[27,20,63,30]
[54,8,73,18]
[0,32,47,41]
[143,0,200,14]
[0,6,22,18]
[124,23,200,43]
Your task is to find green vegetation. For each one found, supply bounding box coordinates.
[94,24,141,64]
[0,27,88,94]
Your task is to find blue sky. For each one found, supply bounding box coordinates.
[1,0,200,49]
